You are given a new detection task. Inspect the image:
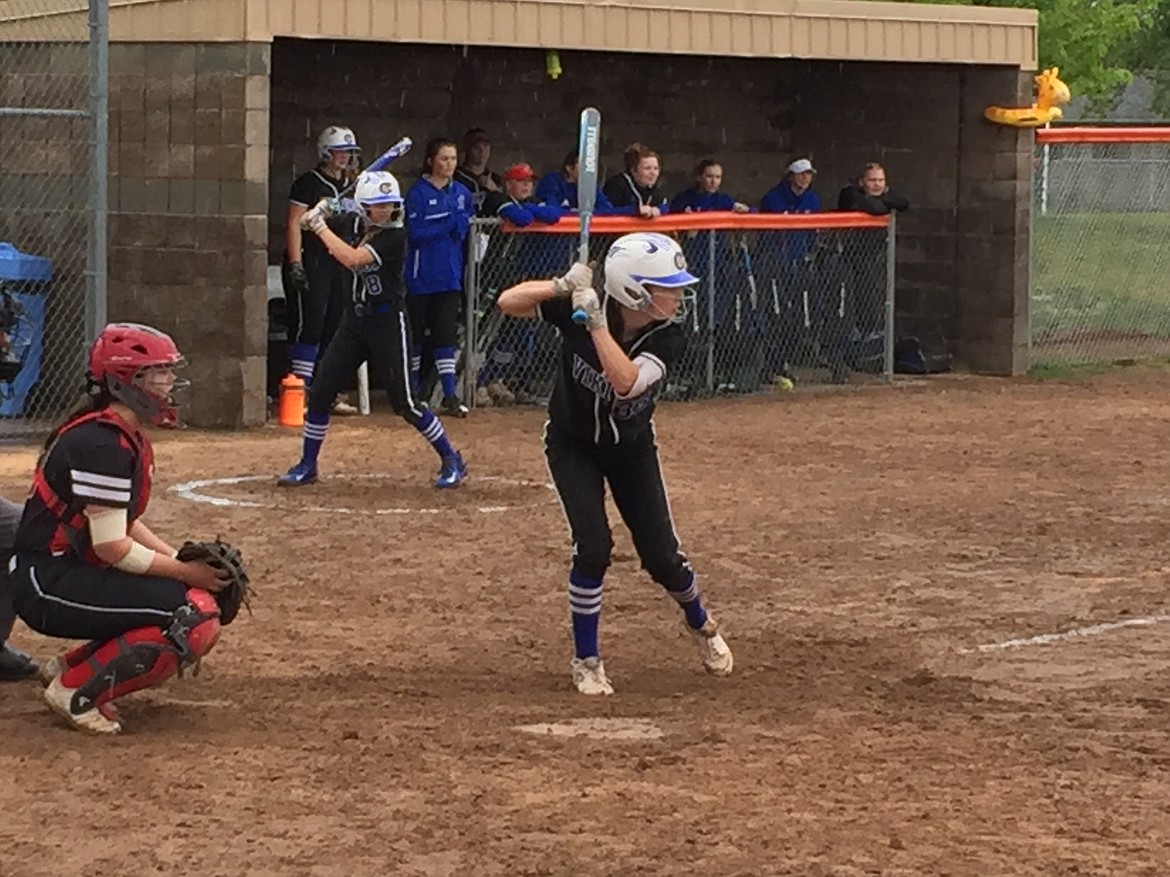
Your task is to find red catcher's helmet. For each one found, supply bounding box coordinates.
[88,323,187,426]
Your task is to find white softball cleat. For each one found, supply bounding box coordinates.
[44,676,122,735]
[571,656,614,696]
[690,617,734,676]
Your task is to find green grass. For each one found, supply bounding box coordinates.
[1028,358,1170,380]
[1032,212,1170,342]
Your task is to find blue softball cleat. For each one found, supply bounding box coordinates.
[277,460,318,487]
[435,452,467,489]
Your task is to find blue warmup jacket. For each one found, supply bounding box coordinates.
[759,182,821,262]
[668,188,750,280]
[534,172,619,215]
[405,177,475,295]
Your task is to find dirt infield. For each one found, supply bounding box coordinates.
[1,370,1168,877]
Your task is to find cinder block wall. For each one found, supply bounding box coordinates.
[269,41,1031,376]
[108,42,270,427]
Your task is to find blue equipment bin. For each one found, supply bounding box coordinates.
[0,242,53,417]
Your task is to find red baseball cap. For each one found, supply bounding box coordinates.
[503,162,537,182]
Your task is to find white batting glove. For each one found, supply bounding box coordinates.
[553,262,594,297]
[301,206,328,234]
[572,287,607,330]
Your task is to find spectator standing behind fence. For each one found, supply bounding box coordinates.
[536,150,619,215]
[602,143,669,218]
[284,126,363,415]
[405,137,475,417]
[837,162,910,340]
[669,160,751,392]
[476,163,565,407]
[756,157,821,385]
[454,127,503,215]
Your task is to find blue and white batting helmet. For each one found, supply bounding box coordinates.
[603,232,698,311]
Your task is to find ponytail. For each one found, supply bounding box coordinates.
[38,385,110,466]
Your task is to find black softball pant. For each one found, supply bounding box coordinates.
[284,253,348,349]
[308,303,425,428]
[9,554,189,642]
[406,291,461,350]
[543,425,691,589]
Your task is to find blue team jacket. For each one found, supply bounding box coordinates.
[759,182,821,262]
[534,172,619,215]
[405,177,474,295]
[668,188,749,280]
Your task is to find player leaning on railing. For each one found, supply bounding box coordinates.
[496,232,733,696]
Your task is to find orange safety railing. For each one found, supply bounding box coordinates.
[503,210,891,234]
[1036,127,1170,144]
[464,211,897,408]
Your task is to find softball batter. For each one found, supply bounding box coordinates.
[278,171,466,489]
[496,232,733,695]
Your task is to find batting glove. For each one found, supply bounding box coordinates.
[553,262,594,297]
[572,287,607,330]
[301,206,328,234]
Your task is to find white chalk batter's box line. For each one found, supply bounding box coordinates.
[168,473,555,516]
[954,614,1170,655]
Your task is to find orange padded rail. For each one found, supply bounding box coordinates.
[1036,127,1170,144]
[503,210,890,234]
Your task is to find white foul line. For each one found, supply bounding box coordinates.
[955,614,1170,655]
[167,473,554,516]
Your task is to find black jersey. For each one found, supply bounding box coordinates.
[288,169,348,262]
[538,298,685,445]
[16,413,153,560]
[353,225,409,306]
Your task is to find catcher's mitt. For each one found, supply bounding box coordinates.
[176,538,251,625]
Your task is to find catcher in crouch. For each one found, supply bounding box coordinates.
[8,323,248,735]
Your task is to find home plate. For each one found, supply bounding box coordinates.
[514,717,664,740]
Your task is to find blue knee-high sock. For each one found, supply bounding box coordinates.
[290,342,318,385]
[434,345,458,397]
[569,568,603,659]
[667,569,708,630]
[301,411,330,465]
[415,408,455,460]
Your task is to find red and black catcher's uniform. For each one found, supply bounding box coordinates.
[9,324,221,717]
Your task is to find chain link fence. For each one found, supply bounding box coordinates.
[462,214,894,408]
[0,0,106,438]
[1031,130,1170,369]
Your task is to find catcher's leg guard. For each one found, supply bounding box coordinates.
[58,589,220,713]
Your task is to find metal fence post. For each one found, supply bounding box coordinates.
[86,0,109,345]
[706,230,716,395]
[463,219,480,407]
[884,212,897,381]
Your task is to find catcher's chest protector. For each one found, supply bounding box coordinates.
[32,410,154,559]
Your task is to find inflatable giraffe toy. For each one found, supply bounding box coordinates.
[984,67,1071,127]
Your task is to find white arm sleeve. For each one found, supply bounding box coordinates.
[614,353,666,400]
[85,506,128,545]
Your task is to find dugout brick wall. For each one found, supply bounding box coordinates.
[79,39,1028,427]
[269,42,1030,377]
[106,42,270,427]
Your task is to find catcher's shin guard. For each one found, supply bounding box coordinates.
[58,590,221,711]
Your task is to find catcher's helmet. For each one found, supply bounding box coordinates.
[354,171,404,228]
[88,322,187,426]
[603,232,698,318]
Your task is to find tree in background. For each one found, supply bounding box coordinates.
[900,0,1158,114]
